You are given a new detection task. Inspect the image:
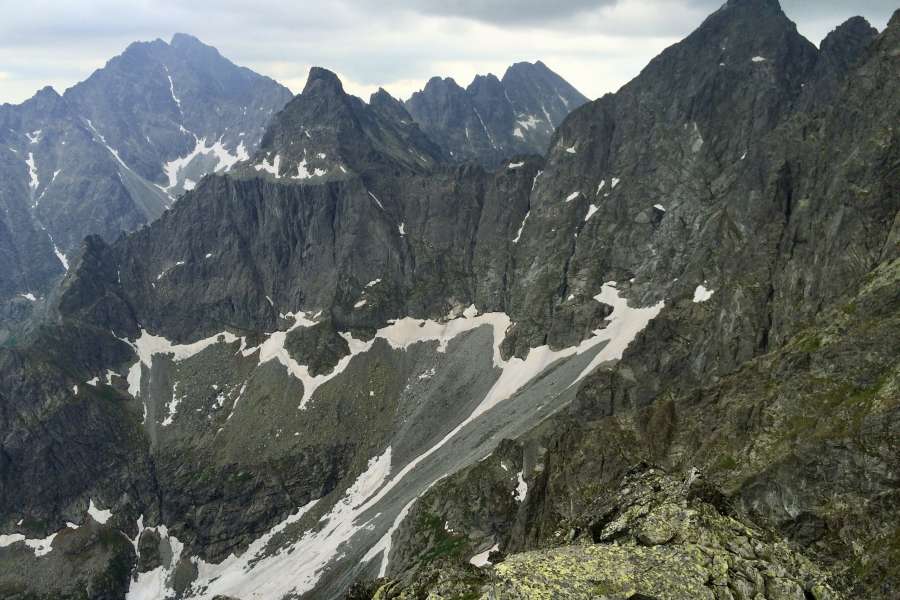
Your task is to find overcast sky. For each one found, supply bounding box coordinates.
[0,0,895,105]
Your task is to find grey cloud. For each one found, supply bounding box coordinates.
[367,0,617,25]
[0,0,896,105]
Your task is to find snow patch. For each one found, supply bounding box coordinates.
[572,282,666,383]
[517,114,541,130]
[126,523,185,600]
[253,153,282,178]
[514,471,528,502]
[292,158,327,179]
[25,152,38,191]
[0,530,59,557]
[368,191,385,210]
[88,499,112,524]
[507,161,524,170]
[164,137,247,190]
[0,533,25,547]
[164,65,182,111]
[566,191,580,203]
[693,284,715,303]
[161,382,182,427]
[470,543,499,567]
[52,242,69,271]
[19,293,36,301]
[584,204,599,222]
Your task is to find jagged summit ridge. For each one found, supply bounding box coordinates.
[244,66,444,182]
[405,60,588,166]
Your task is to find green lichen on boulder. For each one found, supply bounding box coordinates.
[367,469,840,600]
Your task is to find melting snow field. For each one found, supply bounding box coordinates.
[469,543,500,567]
[88,499,112,524]
[693,284,715,303]
[164,136,249,190]
[118,283,664,599]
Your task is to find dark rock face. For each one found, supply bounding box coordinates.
[246,67,446,183]
[801,16,879,109]
[405,61,588,167]
[0,520,135,599]
[383,249,900,599]
[1,3,898,600]
[0,35,292,342]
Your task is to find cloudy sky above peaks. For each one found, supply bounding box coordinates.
[0,0,895,105]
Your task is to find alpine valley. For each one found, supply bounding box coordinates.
[0,1,898,600]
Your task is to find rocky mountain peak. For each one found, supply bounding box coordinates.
[694,0,801,43]
[19,86,67,116]
[368,87,411,121]
[821,16,877,57]
[248,69,442,181]
[720,0,784,13]
[799,15,878,110]
[467,72,502,92]
[883,8,900,43]
[167,32,228,65]
[421,75,464,94]
[169,32,205,49]
[302,66,346,96]
[569,0,816,167]
[503,59,552,78]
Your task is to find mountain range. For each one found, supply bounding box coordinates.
[0,37,584,345]
[0,34,293,342]
[0,1,898,599]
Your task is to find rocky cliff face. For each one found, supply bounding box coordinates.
[405,61,588,167]
[0,35,292,342]
[0,2,897,599]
